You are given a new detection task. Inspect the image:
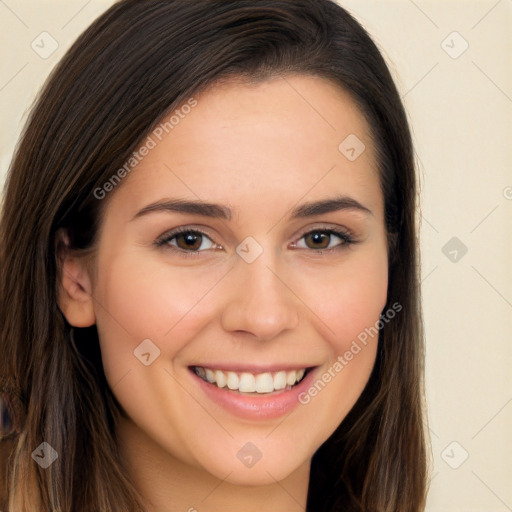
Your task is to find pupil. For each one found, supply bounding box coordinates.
[179,233,201,250]
[308,232,328,249]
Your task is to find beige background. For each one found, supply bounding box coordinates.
[1,1,511,510]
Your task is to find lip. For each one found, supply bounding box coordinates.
[191,363,310,373]
[189,365,318,420]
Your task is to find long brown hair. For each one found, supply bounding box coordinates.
[0,1,427,510]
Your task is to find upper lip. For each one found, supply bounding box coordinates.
[189,363,317,373]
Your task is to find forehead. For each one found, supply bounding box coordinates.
[105,74,381,219]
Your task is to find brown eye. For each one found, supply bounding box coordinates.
[157,229,217,252]
[294,229,354,251]
[174,232,203,251]
[304,232,331,250]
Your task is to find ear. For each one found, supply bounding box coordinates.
[56,229,96,328]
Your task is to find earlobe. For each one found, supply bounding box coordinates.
[56,230,96,328]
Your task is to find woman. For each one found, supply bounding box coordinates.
[0,0,427,510]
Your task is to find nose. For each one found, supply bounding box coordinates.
[220,253,300,341]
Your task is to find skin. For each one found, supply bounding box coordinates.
[58,74,389,512]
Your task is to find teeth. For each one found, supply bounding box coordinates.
[239,373,256,392]
[194,366,308,394]
[286,370,297,386]
[214,370,227,388]
[226,372,239,390]
[273,371,287,390]
[255,372,274,393]
[205,368,215,383]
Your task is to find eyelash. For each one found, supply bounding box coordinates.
[154,226,358,258]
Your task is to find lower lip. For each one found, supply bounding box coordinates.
[190,368,318,420]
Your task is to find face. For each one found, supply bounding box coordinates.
[74,75,388,485]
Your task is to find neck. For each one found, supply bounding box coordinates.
[116,417,310,512]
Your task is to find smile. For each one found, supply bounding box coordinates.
[193,366,308,394]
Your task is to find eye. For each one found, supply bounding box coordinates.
[155,226,356,256]
[293,228,355,251]
[155,228,219,253]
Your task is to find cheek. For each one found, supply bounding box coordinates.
[329,262,387,347]
[92,249,228,379]
[298,245,389,353]
[290,248,388,445]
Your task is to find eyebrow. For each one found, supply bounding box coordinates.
[131,195,372,222]
[291,196,372,218]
